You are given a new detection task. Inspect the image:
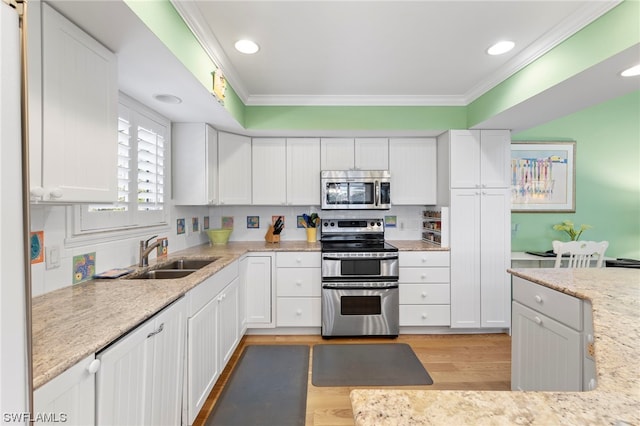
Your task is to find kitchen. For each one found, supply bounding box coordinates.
[1,0,639,425]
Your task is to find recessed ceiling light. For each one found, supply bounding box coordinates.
[153,94,182,104]
[487,41,515,56]
[621,64,640,77]
[235,39,259,54]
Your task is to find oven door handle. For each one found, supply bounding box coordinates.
[322,283,399,290]
[322,255,399,261]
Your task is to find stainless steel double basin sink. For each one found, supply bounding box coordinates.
[124,258,217,280]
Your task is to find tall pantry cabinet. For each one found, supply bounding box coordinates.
[437,130,511,329]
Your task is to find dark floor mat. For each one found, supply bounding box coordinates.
[206,345,309,426]
[312,343,433,387]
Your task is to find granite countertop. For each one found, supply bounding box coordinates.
[32,240,446,389]
[350,267,640,426]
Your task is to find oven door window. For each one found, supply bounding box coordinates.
[341,295,381,315]
[341,259,380,276]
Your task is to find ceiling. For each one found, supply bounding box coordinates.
[172,0,622,106]
[49,0,639,135]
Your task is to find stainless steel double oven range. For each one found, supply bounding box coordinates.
[320,218,399,338]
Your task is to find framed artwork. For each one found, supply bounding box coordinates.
[247,216,260,228]
[177,218,185,235]
[511,141,576,212]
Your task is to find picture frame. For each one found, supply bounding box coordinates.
[511,141,576,213]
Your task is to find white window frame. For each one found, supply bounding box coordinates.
[67,93,170,246]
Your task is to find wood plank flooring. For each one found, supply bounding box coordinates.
[193,333,511,426]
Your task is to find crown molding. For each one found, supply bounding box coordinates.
[245,94,468,107]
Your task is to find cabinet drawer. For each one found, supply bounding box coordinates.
[399,251,449,267]
[188,261,239,316]
[276,298,321,327]
[399,267,449,283]
[512,276,582,330]
[276,252,321,268]
[400,305,450,326]
[400,283,450,304]
[277,268,321,297]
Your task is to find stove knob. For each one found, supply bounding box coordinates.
[330,222,335,227]
[370,221,375,227]
[377,221,382,227]
[323,222,328,227]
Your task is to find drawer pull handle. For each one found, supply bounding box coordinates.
[421,313,428,319]
[296,280,302,286]
[421,258,427,263]
[421,292,427,298]
[296,309,302,316]
[420,274,427,280]
[534,316,542,325]
[147,323,164,338]
[534,295,543,304]
[87,359,101,374]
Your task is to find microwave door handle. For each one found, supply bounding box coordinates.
[375,181,379,206]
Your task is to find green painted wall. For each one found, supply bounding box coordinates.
[511,90,640,259]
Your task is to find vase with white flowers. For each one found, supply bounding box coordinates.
[552,220,592,241]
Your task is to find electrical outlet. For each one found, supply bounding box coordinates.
[46,245,61,270]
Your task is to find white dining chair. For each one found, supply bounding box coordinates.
[552,240,609,268]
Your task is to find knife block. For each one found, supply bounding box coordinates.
[264,225,280,243]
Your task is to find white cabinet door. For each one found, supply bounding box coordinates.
[449,189,481,328]
[511,301,581,391]
[34,354,98,426]
[480,188,511,328]
[389,138,437,205]
[242,256,273,325]
[449,130,481,189]
[354,138,388,169]
[33,3,117,202]
[187,296,220,424]
[287,138,321,205]
[320,138,354,170]
[252,138,287,205]
[479,130,511,188]
[218,132,252,205]
[172,123,218,205]
[218,277,240,367]
[97,298,185,426]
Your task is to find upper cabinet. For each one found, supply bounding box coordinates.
[218,132,252,205]
[389,138,437,205]
[449,130,511,189]
[29,3,118,203]
[321,138,389,170]
[286,138,321,205]
[172,123,218,205]
[252,138,287,205]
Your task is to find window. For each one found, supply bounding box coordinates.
[75,94,169,235]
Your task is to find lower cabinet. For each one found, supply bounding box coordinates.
[399,251,451,327]
[275,252,321,327]
[241,254,273,327]
[34,354,98,425]
[511,276,596,391]
[96,297,186,425]
[184,261,241,425]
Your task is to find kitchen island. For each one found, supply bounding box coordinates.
[350,267,639,425]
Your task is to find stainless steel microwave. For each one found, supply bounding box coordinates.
[321,170,391,210]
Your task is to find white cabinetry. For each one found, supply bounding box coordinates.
[511,276,596,391]
[287,138,321,205]
[389,138,437,205]
[34,354,98,425]
[184,261,240,425]
[438,129,511,329]
[241,254,273,327]
[276,252,322,327]
[218,132,252,205]
[96,297,185,425]
[321,138,388,170]
[29,3,118,202]
[252,138,287,205]
[399,251,450,327]
[172,123,218,205]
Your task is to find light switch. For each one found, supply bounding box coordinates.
[46,245,60,270]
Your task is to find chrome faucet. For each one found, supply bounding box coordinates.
[139,235,162,267]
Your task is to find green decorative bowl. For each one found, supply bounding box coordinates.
[207,229,232,245]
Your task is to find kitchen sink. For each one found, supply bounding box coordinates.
[156,259,216,270]
[126,269,196,280]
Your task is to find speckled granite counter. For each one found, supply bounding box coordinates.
[32,240,447,389]
[350,268,640,426]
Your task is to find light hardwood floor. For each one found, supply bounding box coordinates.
[194,333,512,426]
